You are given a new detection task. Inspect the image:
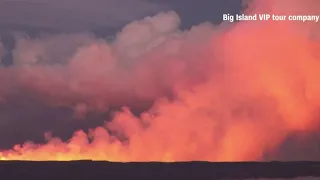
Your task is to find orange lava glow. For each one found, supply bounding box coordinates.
[0,0,320,162]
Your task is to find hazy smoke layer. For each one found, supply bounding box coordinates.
[0,0,320,161]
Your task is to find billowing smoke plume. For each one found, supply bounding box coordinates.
[0,0,320,161]
[4,11,213,114]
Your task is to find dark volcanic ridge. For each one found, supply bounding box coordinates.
[0,161,320,180]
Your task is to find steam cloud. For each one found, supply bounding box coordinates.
[0,0,320,161]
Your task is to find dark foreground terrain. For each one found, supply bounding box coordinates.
[0,161,320,180]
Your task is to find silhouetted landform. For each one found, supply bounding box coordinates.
[0,161,320,180]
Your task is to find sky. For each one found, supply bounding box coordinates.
[0,0,242,31]
[1,0,320,161]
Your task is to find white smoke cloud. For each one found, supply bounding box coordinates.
[4,11,214,113]
[114,11,181,58]
[12,33,98,65]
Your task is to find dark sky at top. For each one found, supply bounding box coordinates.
[0,0,243,32]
